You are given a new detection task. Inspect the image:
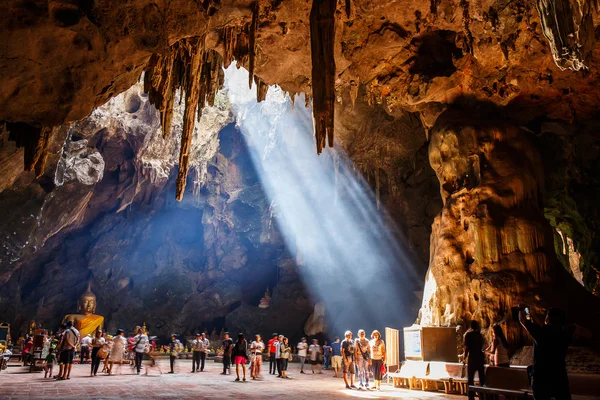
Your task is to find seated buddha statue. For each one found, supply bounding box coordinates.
[258,287,271,309]
[62,283,104,337]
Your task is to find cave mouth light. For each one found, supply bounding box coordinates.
[224,64,421,333]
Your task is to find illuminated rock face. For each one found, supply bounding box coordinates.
[418,108,600,342]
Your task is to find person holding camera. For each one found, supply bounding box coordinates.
[519,305,574,400]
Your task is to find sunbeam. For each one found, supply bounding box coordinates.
[224,64,422,335]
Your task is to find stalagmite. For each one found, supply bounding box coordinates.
[310,0,336,154]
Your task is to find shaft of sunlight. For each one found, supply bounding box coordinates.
[224,63,421,334]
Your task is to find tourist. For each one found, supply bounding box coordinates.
[486,324,510,367]
[297,337,308,374]
[268,333,278,375]
[369,330,385,391]
[53,324,66,380]
[90,329,105,376]
[331,336,342,377]
[43,347,55,378]
[108,329,127,375]
[80,334,92,364]
[322,340,331,370]
[341,331,356,389]
[57,320,78,380]
[168,334,182,374]
[198,332,209,371]
[519,306,574,400]
[191,333,203,373]
[100,335,112,374]
[280,337,292,379]
[22,337,33,366]
[232,333,249,382]
[275,334,284,377]
[221,332,233,375]
[355,329,371,389]
[133,326,148,375]
[308,338,322,374]
[250,334,265,380]
[462,320,486,400]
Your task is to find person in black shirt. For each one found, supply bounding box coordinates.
[519,306,574,400]
[221,332,233,375]
[341,331,356,389]
[462,320,485,400]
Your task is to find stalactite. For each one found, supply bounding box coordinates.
[254,76,268,102]
[310,0,336,154]
[6,122,53,176]
[144,36,227,200]
[248,1,259,89]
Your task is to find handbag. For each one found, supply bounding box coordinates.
[380,363,387,375]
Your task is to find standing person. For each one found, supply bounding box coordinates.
[369,330,386,391]
[43,348,55,378]
[80,334,92,364]
[199,332,209,372]
[486,324,510,367]
[275,335,284,377]
[355,329,371,389]
[53,325,65,380]
[268,333,278,375]
[250,334,265,380]
[309,338,322,374]
[322,340,332,370]
[519,306,574,400]
[132,326,148,375]
[191,333,203,373]
[221,332,233,375]
[168,334,182,374]
[342,331,356,389]
[331,337,342,377]
[279,337,292,379]
[232,333,249,382]
[297,337,308,374]
[108,329,127,375]
[22,337,33,366]
[100,335,112,374]
[462,320,486,400]
[90,330,105,376]
[58,320,79,380]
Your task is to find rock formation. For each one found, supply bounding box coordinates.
[1,0,600,345]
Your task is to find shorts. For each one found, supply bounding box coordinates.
[60,349,75,365]
[310,359,319,365]
[331,355,342,369]
[343,358,354,373]
[234,356,247,365]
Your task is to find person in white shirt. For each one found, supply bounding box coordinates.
[354,329,371,389]
[108,329,127,375]
[297,337,308,374]
[191,333,203,373]
[133,326,148,375]
[250,334,265,380]
[308,339,322,374]
[80,334,92,364]
[90,330,106,376]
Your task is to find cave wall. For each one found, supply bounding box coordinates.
[417,105,600,346]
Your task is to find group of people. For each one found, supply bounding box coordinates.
[40,323,152,380]
[462,306,575,400]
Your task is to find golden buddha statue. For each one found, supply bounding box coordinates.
[258,287,271,309]
[63,283,104,337]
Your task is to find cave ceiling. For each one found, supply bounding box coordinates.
[2,0,600,152]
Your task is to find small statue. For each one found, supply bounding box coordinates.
[63,283,104,337]
[258,287,271,309]
[29,320,36,335]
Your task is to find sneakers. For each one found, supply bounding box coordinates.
[346,385,351,389]
[235,377,240,381]
[300,370,305,374]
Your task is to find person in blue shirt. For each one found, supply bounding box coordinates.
[330,336,342,377]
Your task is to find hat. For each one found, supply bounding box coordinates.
[196,333,201,336]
